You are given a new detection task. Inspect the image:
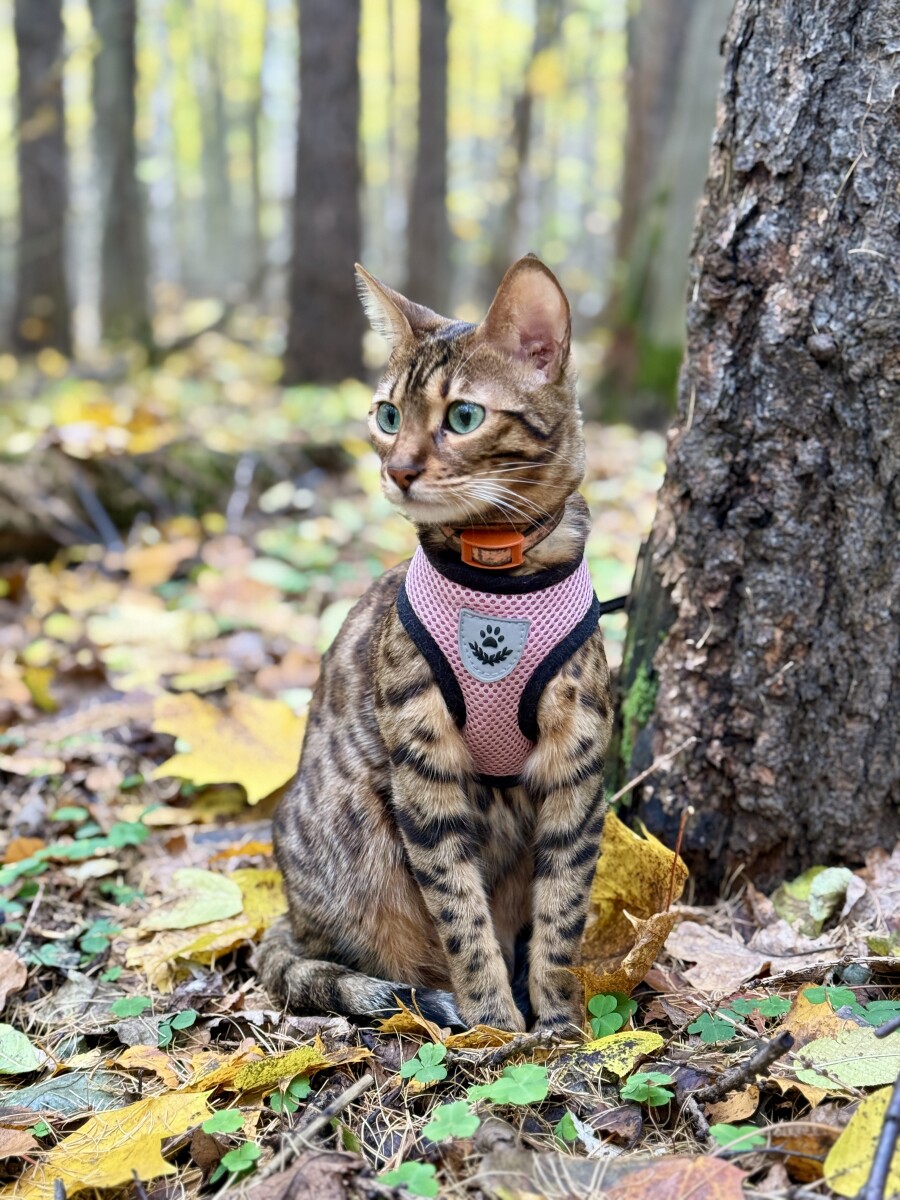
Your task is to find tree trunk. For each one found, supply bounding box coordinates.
[283,0,365,383]
[617,0,900,896]
[405,0,450,313]
[596,0,729,425]
[12,0,72,356]
[89,0,152,345]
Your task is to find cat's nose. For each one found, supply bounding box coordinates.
[387,464,423,491]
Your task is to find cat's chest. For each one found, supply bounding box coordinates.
[472,783,535,881]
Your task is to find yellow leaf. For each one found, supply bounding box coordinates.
[376,997,445,1043]
[138,868,243,933]
[229,869,287,927]
[7,1091,211,1199]
[582,812,687,970]
[183,1042,264,1089]
[825,1086,900,1197]
[228,1044,371,1093]
[572,911,679,1001]
[22,666,57,713]
[123,538,198,589]
[151,692,305,804]
[114,1045,180,1089]
[705,1085,759,1123]
[445,1026,518,1050]
[576,1030,664,1078]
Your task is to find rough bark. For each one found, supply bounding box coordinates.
[89,0,152,345]
[12,0,72,356]
[405,0,451,312]
[619,0,900,894]
[283,0,365,384]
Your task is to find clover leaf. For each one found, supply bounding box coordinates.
[378,1162,439,1197]
[422,1100,480,1143]
[399,1042,447,1085]
[468,1063,549,1105]
[620,1070,674,1107]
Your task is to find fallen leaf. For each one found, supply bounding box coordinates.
[151,691,305,804]
[445,1026,518,1050]
[208,840,274,863]
[571,911,679,1000]
[605,1156,747,1200]
[0,1126,37,1159]
[123,537,198,588]
[2,837,45,865]
[242,1149,369,1200]
[0,953,27,1014]
[666,922,769,993]
[184,1041,264,1089]
[767,1075,830,1107]
[582,812,687,969]
[228,1043,371,1093]
[705,1085,759,1123]
[575,1030,664,1078]
[376,998,445,1043]
[778,988,856,1050]
[825,1086,900,1196]
[138,868,244,932]
[773,1110,843,1183]
[795,1025,900,1090]
[114,1045,180,1089]
[7,1090,211,1199]
[0,1070,127,1114]
[0,1025,44,1075]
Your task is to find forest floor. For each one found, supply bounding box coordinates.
[1,337,899,1199]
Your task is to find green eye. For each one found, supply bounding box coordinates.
[446,401,485,434]
[376,403,401,434]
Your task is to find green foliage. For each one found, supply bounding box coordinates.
[158,1008,198,1047]
[620,1071,674,1107]
[99,880,143,905]
[709,1123,766,1150]
[399,1042,447,1085]
[29,1120,51,1138]
[50,807,89,823]
[588,992,637,1038]
[422,1101,480,1143]
[110,996,152,1018]
[620,662,658,769]
[803,986,900,1027]
[202,1109,244,1134]
[78,918,121,958]
[100,965,122,982]
[378,1162,439,1197]
[554,1110,579,1143]
[468,1064,549,1106]
[268,1075,311,1113]
[211,1141,260,1182]
[729,996,791,1018]
[689,995,792,1043]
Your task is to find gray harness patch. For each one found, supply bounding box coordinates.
[458,609,531,682]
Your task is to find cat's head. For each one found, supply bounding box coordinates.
[356,255,584,531]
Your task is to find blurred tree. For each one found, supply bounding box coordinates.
[405,0,450,313]
[283,0,365,383]
[616,0,899,892]
[12,0,71,356]
[597,0,731,425]
[90,0,152,345]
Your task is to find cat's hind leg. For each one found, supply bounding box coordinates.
[256,917,463,1028]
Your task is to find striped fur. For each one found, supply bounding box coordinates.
[257,257,613,1032]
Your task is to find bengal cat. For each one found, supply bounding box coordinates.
[257,255,613,1033]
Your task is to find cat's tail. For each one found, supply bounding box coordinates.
[256,918,462,1028]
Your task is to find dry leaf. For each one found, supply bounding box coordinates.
[575,1030,664,1078]
[114,1045,180,1089]
[825,1086,900,1196]
[666,921,770,993]
[705,1085,759,1123]
[445,1026,518,1050]
[0,1126,37,1160]
[605,1157,747,1200]
[151,692,305,804]
[184,1041,264,1089]
[376,997,445,1043]
[8,1091,211,1199]
[773,1112,842,1184]
[229,1043,371,1093]
[2,838,45,865]
[571,911,679,1000]
[777,989,855,1049]
[767,1075,830,1108]
[138,868,244,933]
[0,953,27,1015]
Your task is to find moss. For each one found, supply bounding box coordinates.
[635,336,683,398]
[620,661,659,775]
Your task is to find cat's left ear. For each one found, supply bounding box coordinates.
[355,264,444,349]
[479,255,571,382]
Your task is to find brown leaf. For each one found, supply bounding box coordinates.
[0,952,27,1014]
[666,921,770,992]
[705,1085,760,1123]
[773,1106,845,1183]
[571,910,679,1000]
[606,1156,747,1200]
[2,837,45,865]
[243,1150,367,1200]
[0,1125,38,1160]
[777,988,856,1050]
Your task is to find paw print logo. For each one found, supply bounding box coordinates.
[469,624,513,667]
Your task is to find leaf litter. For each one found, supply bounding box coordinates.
[1,370,899,1196]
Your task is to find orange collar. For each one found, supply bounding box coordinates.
[440,508,564,570]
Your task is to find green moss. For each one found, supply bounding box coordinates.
[620,662,659,775]
[635,337,682,398]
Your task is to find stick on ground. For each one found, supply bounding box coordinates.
[692,1031,795,1105]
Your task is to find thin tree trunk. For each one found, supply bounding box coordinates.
[618,0,900,894]
[13,0,72,356]
[283,0,364,383]
[405,0,450,312]
[89,0,152,345]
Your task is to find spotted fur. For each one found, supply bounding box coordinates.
[257,257,613,1032]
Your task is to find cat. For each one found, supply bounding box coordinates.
[257,255,613,1034]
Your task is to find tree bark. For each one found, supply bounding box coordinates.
[12,0,72,356]
[283,0,365,384]
[405,0,450,313]
[618,0,900,894]
[89,0,152,345]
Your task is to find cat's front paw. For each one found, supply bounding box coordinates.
[459,994,527,1033]
[530,971,586,1037]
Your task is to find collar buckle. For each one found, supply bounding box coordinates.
[460,529,525,569]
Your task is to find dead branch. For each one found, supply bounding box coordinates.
[691,1031,795,1105]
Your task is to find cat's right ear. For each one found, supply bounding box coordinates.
[354,265,441,349]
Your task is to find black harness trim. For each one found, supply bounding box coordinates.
[518,594,603,743]
[421,547,584,594]
[397,583,466,728]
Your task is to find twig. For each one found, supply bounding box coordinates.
[692,1031,795,1105]
[131,1171,150,1200]
[683,1095,711,1142]
[665,805,693,911]
[486,1030,564,1066]
[256,1072,376,1181]
[859,1020,900,1200]
[14,882,45,950]
[607,737,698,806]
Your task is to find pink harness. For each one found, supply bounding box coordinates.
[399,548,599,781]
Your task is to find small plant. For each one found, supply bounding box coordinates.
[587,992,637,1038]
[554,1110,579,1143]
[269,1075,311,1113]
[399,1042,447,1085]
[201,1109,244,1134]
[689,994,791,1044]
[709,1123,767,1150]
[157,1007,198,1048]
[620,1070,674,1107]
[78,918,121,958]
[422,1100,480,1143]
[110,996,152,1018]
[468,1063,549,1105]
[378,1162,439,1197]
[210,1141,261,1183]
[803,985,900,1027]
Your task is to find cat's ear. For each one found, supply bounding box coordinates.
[479,255,571,382]
[355,264,443,348]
